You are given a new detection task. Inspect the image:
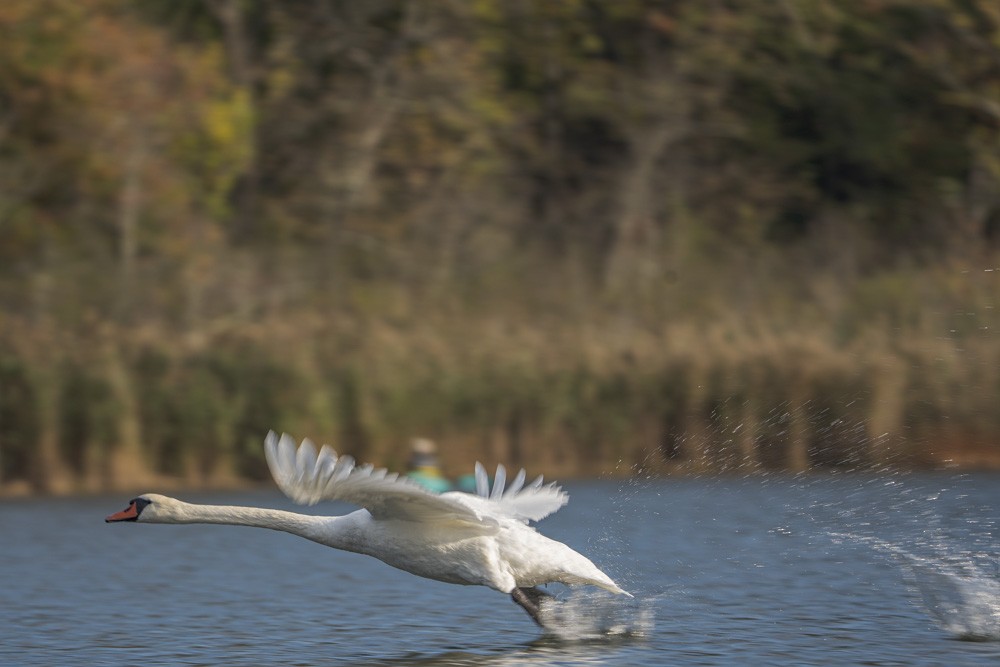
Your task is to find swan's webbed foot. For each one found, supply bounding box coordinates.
[511,586,552,627]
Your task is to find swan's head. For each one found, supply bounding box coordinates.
[105,494,184,523]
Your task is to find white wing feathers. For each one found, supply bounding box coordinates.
[474,462,489,497]
[473,461,568,523]
[265,431,487,524]
[265,432,567,525]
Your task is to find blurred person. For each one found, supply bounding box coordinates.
[405,438,452,493]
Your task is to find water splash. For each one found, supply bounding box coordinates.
[536,590,656,642]
[831,532,1000,641]
[906,557,1000,641]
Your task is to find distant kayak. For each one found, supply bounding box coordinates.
[407,467,482,494]
[406,467,453,493]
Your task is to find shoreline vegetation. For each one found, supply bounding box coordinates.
[1,1,999,494]
[2,257,998,496]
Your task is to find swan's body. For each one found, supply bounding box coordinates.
[106,432,627,626]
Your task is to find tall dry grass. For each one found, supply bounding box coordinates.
[1,251,998,493]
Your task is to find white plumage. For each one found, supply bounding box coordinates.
[264,432,567,525]
[107,431,628,627]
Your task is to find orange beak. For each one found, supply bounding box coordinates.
[106,502,139,522]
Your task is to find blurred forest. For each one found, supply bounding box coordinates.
[1,0,999,494]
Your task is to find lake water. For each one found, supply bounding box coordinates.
[1,472,998,666]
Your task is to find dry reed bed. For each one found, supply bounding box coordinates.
[2,305,997,494]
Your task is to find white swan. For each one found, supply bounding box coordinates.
[106,431,628,626]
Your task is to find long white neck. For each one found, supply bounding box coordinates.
[147,498,364,552]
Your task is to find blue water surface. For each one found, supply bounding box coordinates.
[1,472,998,666]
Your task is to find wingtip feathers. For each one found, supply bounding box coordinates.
[265,431,438,507]
[265,431,569,522]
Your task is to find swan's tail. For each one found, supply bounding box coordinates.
[597,578,633,598]
[570,568,632,597]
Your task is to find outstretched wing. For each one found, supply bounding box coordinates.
[472,461,568,523]
[264,432,492,527]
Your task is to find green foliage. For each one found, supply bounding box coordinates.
[131,347,175,472]
[130,342,308,480]
[331,366,371,461]
[229,352,307,480]
[134,350,236,478]
[172,81,255,222]
[0,355,40,482]
[57,362,120,475]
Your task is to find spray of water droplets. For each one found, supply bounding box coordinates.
[831,532,1000,641]
[535,589,657,641]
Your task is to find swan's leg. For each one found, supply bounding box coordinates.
[510,587,552,627]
